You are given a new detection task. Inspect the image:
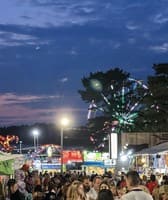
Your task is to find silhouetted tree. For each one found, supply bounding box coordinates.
[138,63,168,132]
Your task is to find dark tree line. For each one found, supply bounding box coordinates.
[136,63,168,132]
[0,123,94,151]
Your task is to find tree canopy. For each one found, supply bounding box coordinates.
[138,63,168,132]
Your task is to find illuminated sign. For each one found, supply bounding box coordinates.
[110,133,118,159]
[47,146,53,157]
[63,151,83,164]
[104,159,116,166]
[83,151,102,161]
[41,163,60,169]
[102,153,109,160]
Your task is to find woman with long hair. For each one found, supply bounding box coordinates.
[66,180,88,200]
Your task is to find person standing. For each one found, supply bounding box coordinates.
[87,176,102,200]
[97,189,114,200]
[82,176,91,193]
[121,171,153,200]
[146,174,158,195]
[7,179,25,200]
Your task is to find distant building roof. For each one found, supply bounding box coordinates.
[135,142,168,155]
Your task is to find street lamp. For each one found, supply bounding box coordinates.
[32,129,39,152]
[60,117,70,173]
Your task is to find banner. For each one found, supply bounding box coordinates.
[83,151,102,162]
[0,159,14,175]
[63,150,83,163]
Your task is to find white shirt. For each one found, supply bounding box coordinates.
[87,187,98,200]
[121,190,153,200]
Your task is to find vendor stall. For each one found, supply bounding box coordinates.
[0,151,24,175]
[0,152,24,199]
[132,142,168,174]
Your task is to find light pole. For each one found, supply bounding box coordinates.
[32,129,39,152]
[60,117,70,174]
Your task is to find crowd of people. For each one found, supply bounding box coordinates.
[1,169,168,200]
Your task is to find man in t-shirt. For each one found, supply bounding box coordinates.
[87,176,102,200]
[121,171,153,200]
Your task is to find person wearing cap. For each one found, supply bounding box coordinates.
[121,171,153,200]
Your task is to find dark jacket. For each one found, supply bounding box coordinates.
[44,191,58,200]
[10,189,25,200]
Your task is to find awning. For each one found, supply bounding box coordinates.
[135,142,168,155]
[0,151,24,175]
[0,152,23,161]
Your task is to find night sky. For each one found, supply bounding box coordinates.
[0,0,168,126]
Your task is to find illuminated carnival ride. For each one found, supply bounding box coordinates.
[0,135,19,152]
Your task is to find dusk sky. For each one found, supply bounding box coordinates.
[0,0,168,126]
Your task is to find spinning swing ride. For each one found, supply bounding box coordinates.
[87,77,149,151]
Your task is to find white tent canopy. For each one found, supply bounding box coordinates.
[0,151,24,171]
[135,142,168,155]
[0,151,23,161]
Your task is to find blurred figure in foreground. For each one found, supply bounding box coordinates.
[121,171,153,200]
[87,176,102,200]
[97,189,114,200]
[7,179,25,200]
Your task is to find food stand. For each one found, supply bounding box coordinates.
[131,142,168,175]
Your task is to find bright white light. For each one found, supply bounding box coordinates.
[60,117,70,127]
[111,133,118,159]
[121,155,127,162]
[67,160,72,164]
[90,79,102,91]
[127,150,132,155]
[32,129,39,136]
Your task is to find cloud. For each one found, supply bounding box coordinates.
[0,104,54,125]
[113,42,121,49]
[0,0,101,28]
[89,37,121,49]
[126,23,139,31]
[0,105,86,126]
[59,77,68,83]
[69,49,78,55]
[153,13,168,24]
[0,92,86,125]
[0,93,57,125]
[35,46,41,50]
[0,30,49,48]
[124,3,144,10]
[150,43,168,53]
[128,38,136,44]
[0,93,61,105]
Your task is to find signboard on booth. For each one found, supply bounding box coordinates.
[104,159,116,167]
[102,153,109,160]
[83,151,102,162]
[63,150,83,164]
